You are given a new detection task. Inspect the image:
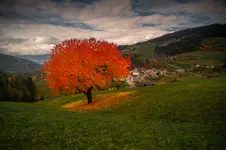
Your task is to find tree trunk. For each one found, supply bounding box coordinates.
[86,90,92,104]
[85,86,93,104]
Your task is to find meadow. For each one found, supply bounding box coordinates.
[1,75,226,149]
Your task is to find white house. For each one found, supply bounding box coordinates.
[176,68,185,72]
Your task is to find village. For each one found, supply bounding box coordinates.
[117,62,224,89]
[124,68,167,87]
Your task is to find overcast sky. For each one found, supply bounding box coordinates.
[0,0,226,55]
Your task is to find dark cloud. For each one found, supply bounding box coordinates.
[132,0,176,10]
[0,0,14,5]
[176,0,199,4]
[0,10,31,20]
[0,0,225,55]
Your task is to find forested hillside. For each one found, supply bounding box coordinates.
[123,23,226,57]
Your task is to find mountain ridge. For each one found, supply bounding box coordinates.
[16,45,129,64]
[0,53,41,74]
[123,23,226,56]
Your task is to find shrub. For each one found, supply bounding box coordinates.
[212,66,222,72]
[40,95,45,100]
[221,63,226,69]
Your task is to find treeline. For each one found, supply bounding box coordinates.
[0,72,37,102]
[155,36,201,55]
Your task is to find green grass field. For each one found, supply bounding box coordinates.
[1,75,226,149]
[35,80,55,97]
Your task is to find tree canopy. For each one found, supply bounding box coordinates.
[42,38,131,103]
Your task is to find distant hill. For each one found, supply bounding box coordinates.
[117,45,129,51]
[0,53,41,74]
[18,54,49,64]
[17,45,129,64]
[123,23,226,57]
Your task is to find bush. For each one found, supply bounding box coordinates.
[212,66,222,72]
[40,95,45,100]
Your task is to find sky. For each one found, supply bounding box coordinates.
[0,0,226,55]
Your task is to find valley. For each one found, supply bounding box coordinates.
[1,23,226,149]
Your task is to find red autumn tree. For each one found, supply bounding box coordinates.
[41,38,131,104]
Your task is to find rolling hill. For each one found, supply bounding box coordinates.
[0,53,41,74]
[117,45,129,51]
[123,23,226,57]
[18,54,49,64]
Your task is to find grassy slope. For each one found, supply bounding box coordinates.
[123,43,156,57]
[167,51,226,69]
[1,76,226,149]
[35,80,56,98]
[123,36,226,60]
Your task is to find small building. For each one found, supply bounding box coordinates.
[129,72,136,81]
[159,70,167,75]
[150,71,157,77]
[132,72,140,76]
[176,69,185,72]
